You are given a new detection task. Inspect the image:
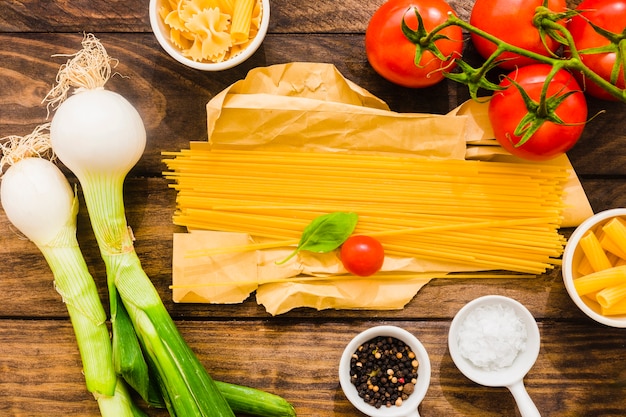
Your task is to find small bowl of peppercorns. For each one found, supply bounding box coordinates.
[339,325,431,417]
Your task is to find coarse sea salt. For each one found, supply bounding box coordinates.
[457,303,527,371]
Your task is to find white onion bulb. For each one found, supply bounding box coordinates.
[1,157,75,246]
[50,88,146,177]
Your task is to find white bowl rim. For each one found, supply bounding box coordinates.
[148,0,270,71]
[562,208,626,328]
[338,325,431,417]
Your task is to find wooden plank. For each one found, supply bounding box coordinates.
[1,319,625,416]
[0,1,624,416]
[0,1,149,32]
[0,0,372,33]
[2,33,624,180]
[0,0,396,33]
[0,0,586,33]
[0,0,626,417]
[0,32,457,176]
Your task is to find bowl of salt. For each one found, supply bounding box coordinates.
[448,295,541,417]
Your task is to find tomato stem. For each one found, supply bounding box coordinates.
[505,63,580,147]
[407,7,626,102]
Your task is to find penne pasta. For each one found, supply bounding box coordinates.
[231,0,255,43]
[599,233,626,261]
[579,230,612,272]
[576,256,595,276]
[596,282,626,308]
[214,0,235,14]
[600,296,626,316]
[583,293,600,309]
[572,215,626,318]
[606,251,622,267]
[573,265,626,295]
[602,217,626,258]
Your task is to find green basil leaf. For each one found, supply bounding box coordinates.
[276,212,358,265]
[299,211,358,252]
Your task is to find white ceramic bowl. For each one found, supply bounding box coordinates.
[562,208,626,328]
[149,0,270,71]
[448,295,541,388]
[339,325,431,417]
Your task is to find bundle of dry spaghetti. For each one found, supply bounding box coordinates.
[163,147,569,275]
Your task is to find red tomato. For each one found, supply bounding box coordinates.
[340,235,385,277]
[488,64,588,161]
[470,0,567,70]
[567,0,626,101]
[365,0,464,88]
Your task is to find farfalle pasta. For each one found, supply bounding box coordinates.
[158,0,263,63]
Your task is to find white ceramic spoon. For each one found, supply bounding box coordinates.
[448,295,541,417]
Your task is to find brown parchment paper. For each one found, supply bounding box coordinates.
[205,62,468,159]
[172,231,469,312]
[170,62,593,315]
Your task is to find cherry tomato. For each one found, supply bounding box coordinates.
[567,0,626,101]
[365,0,464,88]
[340,235,385,277]
[488,64,588,161]
[470,0,567,70]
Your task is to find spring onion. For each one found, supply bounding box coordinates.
[45,34,234,417]
[0,127,144,417]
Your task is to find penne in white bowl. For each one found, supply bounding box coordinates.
[562,208,626,328]
[149,0,270,71]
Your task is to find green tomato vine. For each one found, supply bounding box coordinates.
[402,2,626,103]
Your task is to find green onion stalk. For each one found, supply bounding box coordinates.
[0,127,145,417]
[43,34,234,417]
[44,34,296,417]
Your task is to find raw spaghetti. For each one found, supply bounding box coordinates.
[162,148,568,274]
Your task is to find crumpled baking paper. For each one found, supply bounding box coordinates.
[205,62,468,159]
[170,62,593,315]
[172,232,469,311]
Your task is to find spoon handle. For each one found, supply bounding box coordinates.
[508,380,541,417]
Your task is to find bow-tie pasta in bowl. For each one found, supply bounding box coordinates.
[149,0,270,70]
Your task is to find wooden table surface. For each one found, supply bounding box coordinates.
[1,1,625,416]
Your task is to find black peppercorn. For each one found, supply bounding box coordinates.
[349,336,420,408]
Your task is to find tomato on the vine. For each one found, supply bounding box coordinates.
[470,0,567,70]
[365,0,464,88]
[340,235,385,277]
[567,0,626,101]
[488,64,588,161]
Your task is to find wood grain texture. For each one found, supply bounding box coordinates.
[1,319,626,417]
[0,0,583,33]
[0,0,625,416]
[2,32,622,178]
